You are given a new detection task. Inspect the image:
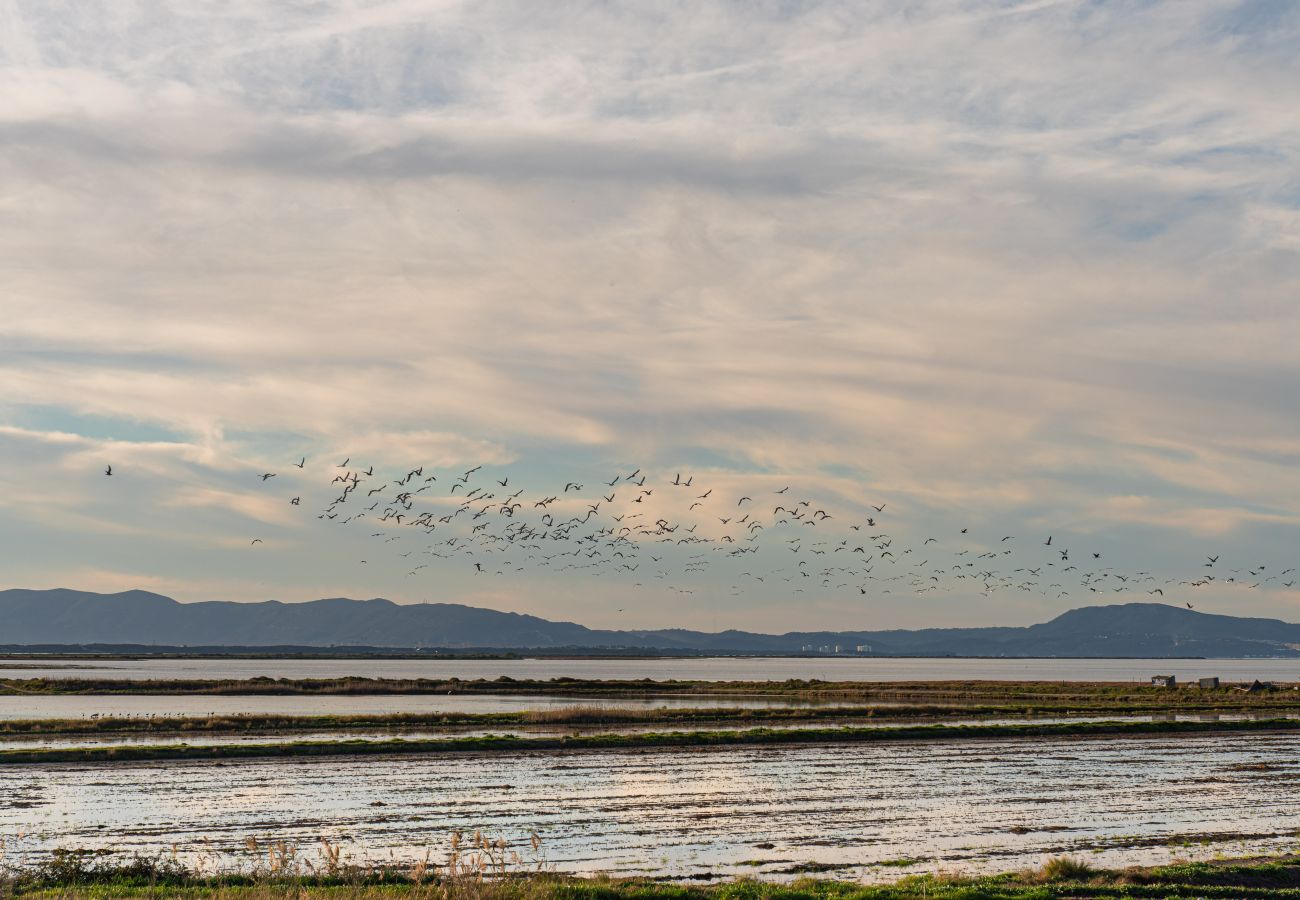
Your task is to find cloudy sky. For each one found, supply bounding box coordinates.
[1,0,1298,631]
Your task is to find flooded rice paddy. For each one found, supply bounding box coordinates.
[5,655,1298,682]
[0,694,835,721]
[4,731,1300,880]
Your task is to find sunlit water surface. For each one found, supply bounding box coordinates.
[0,694,839,721]
[5,732,1300,880]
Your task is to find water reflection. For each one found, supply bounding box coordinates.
[0,693,833,721]
[3,731,1300,880]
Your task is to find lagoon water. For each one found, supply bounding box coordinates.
[3,656,1298,682]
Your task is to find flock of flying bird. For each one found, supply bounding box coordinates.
[107,458,1293,606]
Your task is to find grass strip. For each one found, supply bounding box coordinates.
[4,717,1300,764]
[5,702,1281,738]
[13,856,1300,898]
[5,676,1298,704]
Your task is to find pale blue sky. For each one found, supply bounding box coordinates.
[1,0,1298,631]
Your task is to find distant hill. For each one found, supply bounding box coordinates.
[2,589,1300,657]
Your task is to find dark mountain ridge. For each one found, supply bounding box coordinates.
[2,589,1299,657]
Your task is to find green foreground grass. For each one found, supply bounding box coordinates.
[3,699,1297,740]
[11,856,1300,899]
[4,717,1300,764]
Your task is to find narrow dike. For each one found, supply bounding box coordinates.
[4,717,1300,764]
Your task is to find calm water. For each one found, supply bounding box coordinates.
[3,656,1296,682]
[4,731,1300,880]
[0,694,830,721]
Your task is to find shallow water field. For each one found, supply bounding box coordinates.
[0,693,831,721]
[4,731,1300,881]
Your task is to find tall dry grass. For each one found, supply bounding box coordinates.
[0,829,549,899]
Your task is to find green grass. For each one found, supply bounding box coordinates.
[2,677,1295,708]
[0,706,1071,738]
[4,717,1300,764]
[1,701,1271,739]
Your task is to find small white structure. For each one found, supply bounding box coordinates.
[1151,674,1177,688]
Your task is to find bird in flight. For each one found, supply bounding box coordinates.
[248,446,1285,613]
[104,465,112,476]
[337,458,350,468]
[250,539,263,545]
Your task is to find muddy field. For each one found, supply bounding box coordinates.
[3,731,1300,881]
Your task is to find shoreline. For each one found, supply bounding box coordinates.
[5,675,1297,696]
[0,649,1244,659]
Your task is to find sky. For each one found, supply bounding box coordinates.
[1,0,1298,633]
